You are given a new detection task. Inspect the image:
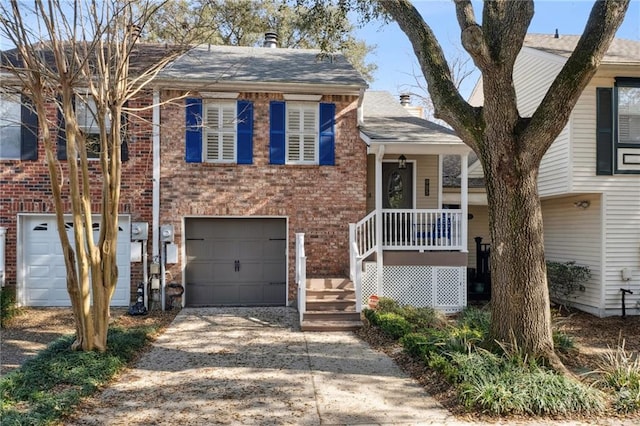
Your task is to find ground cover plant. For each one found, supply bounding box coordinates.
[0,309,176,426]
[361,297,640,419]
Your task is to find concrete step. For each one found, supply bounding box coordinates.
[306,299,356,312]
[302,311,361,322]
[306,288,356,300]
[306,277,353,291]
[301,320,362,332]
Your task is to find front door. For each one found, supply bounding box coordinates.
[382,162,413,245]
[382,162,413,209]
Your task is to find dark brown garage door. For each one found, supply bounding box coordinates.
[185,218,286,306]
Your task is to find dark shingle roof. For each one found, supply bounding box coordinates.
[157,44,367,88]
[360,91,464,145]
[524,34,640,64]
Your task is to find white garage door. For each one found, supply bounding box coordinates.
[21,215,131,307]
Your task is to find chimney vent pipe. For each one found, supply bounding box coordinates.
[264,32,278,48]
[399,94,411,106]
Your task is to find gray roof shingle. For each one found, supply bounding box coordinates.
[524,34,640,63]
[157,44,367,88]
[360,91,463,144]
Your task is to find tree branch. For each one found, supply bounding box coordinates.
[523,0,631,166]
[380,0,482,150]
[454,0,490,70]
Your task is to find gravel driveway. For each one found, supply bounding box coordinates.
[64,307,455,425]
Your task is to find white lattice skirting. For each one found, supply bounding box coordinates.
[362,262,467,313]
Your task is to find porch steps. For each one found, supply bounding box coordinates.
[300,278,362,332]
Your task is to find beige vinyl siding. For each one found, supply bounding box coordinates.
[601,192,640,315]
[467,205,490,270]
[513,49,571,196]
[542,195,603,313]
[413,155,439,209]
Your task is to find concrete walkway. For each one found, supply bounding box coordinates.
[65,307,621,425]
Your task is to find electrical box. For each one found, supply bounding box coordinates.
[166,243,178,264]
[151,278,160,290]
[160,224,174,243]
[150,263,160,275]
[131,222,149,241]
[130,242,142,262]
[622,268,633,281]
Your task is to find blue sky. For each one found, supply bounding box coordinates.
[355,0,640,99]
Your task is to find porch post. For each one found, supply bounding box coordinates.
[460,152,469,253]
[375,145,384,296]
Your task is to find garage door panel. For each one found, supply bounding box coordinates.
[22,215,131,307]
[185,218,286,306]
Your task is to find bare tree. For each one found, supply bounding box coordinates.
[0,0,186,351]
[374,0,629,370]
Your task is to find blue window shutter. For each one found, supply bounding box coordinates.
[57,96,67,160]
[270,101,285,164]
[236,100,253,164]
[596,87,613,175]
[319,102,335,166]
[185,98,202,163]
[21,96,38,160]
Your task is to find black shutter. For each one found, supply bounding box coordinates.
[20,96,38,160]
[121,104,129,162]
[596,87,613,175]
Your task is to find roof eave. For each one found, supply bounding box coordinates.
[152,78,367,95]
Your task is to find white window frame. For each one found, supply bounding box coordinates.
[286,102,318,165]
[75,91,110,160]
[615,80,640,173]
[0,92,22,160]
[203,100,237,163]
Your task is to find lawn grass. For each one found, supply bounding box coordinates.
[0,325,156,426]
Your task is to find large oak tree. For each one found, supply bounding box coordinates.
[375,0,629,368]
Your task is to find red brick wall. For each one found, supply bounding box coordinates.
[0,94,154,300]
[159,91,367,303]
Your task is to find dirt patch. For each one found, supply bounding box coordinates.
[1,307,178,376]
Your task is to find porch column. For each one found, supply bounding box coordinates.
[461,152,469,253]
[375,145,384,296]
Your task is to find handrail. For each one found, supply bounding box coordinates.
[295,233,306,324]
[381,209,464,251]
[353,210,377,259]
[351,241,363,313]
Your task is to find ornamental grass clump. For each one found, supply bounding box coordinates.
[593,339,640,413]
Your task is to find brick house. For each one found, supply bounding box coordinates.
[1,40,368,309]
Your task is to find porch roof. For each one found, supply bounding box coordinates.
[359,91,471,155]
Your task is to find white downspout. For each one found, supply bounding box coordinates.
[375,145,385,296]
[152,90,160,263]
[460,152,469,253]
[0,227,6,287]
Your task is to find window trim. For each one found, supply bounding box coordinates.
[614,77,640,174]
[285,102,319,165]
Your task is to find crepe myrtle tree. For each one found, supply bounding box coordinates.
[355,0,629,370]
[0,0,187,351]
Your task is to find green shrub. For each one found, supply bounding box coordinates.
[363,308,379,326]
[594,340,640,413]
[396,305,444,331]
[0,287,20,328]
[457,307,490,333]
[376,297,400,314]
[400,332,430,358]
[553,331,575,354]
[377,312,411,339]
[445,325,485,354]
[546,261,591,307]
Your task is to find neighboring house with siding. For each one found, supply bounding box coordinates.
[465,34,640,317]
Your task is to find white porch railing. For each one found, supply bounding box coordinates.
[382,209,463,251]
[295,233,306,323]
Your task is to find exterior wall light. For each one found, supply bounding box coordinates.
[398,154,407,169]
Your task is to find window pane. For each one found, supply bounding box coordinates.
[0,94,21,159]
[302,135,316,161]
[619,86,640,144]
[206,105,220,129]
[221,105,236,130]
[288,109,301,131]
[288,134,301,161]
[222,133,235,160]
[206,133,220,160]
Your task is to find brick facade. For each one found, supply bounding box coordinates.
[159,91,367,303]
[0,94,154,297]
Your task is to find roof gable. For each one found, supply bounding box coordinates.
[523,34,640,64]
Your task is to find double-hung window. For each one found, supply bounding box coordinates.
[0,93,22,159]
[596,78,640,174]
[204,101,236,163]
[76,94,109,159]
[0,92,38,161]
[269,100,335,166]
[286,103,318,164]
